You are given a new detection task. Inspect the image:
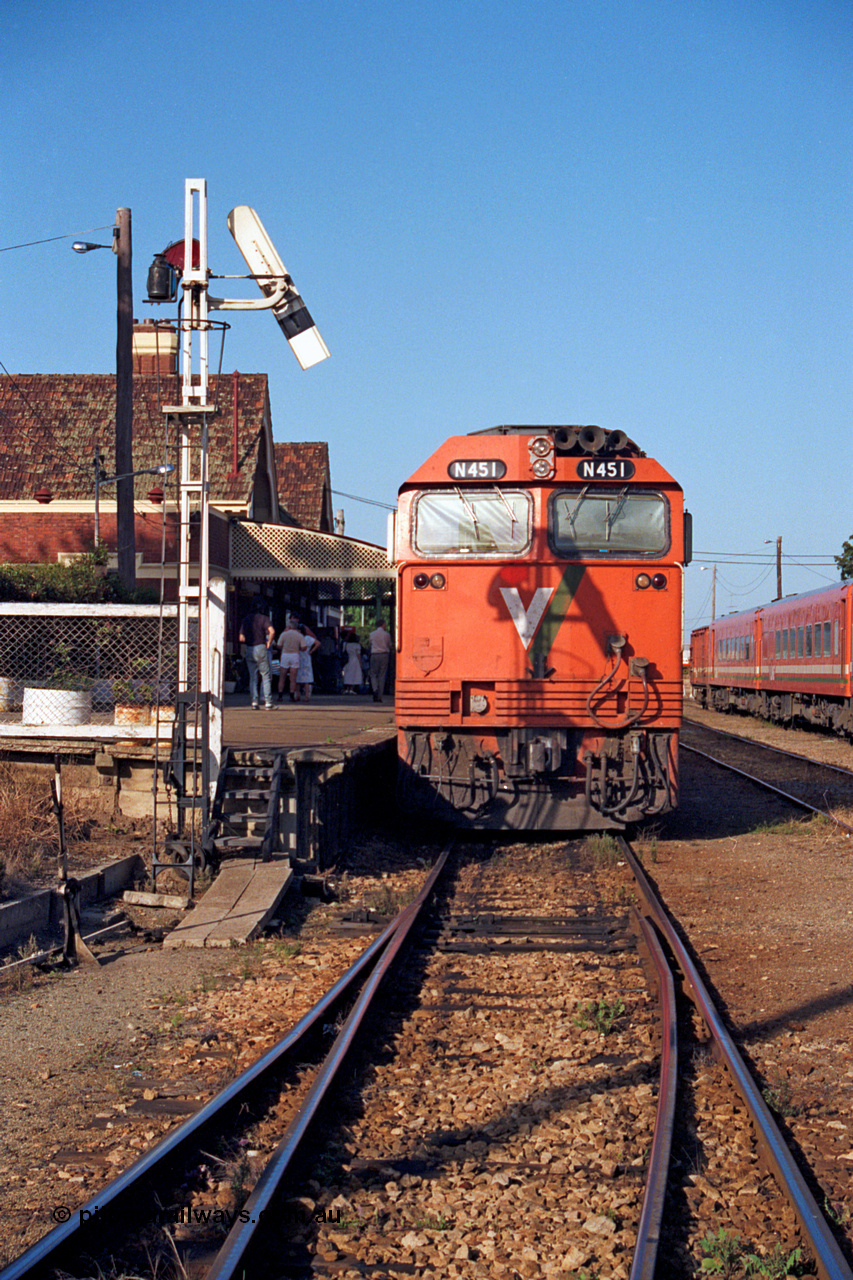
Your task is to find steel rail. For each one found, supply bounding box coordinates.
[683,712,853,781]
[629,912,678,1280]
[0,853,450,1280]
[203,843,452,1280]
[680,741,853,836]
[619,835,853,1280]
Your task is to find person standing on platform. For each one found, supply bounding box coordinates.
[296,624,320,702]
[368,619,393,703]
[277,616,303,702]
[341,628,363,694]
[238,598,275,710]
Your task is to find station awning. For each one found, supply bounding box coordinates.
[230,521,395,584]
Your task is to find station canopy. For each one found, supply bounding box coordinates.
[230,521,395,601]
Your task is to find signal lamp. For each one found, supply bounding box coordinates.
[635,573,651,590]
[430,572,446,590]
[413,573,430,590]
[651,573,668,590]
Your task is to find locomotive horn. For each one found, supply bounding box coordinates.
[607,429,629,453]
[553,426,579,453]
[578,425,606,454]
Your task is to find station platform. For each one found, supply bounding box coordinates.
[163,693,399,948]
[218,692,398,876]
[222,691,395,751]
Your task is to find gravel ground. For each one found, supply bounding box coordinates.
[653,701,853,1260]
[2,708,853,1274]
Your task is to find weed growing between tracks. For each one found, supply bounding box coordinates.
[698,1226,804,1278]
[572,995,627,1036]
[587,832,620,867]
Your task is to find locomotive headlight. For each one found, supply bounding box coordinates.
[635,573,651,590]
[651,573,668,590]
[413,573,430,590]
[430,572,446,590]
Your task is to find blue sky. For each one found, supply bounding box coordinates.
[2,0,850,637]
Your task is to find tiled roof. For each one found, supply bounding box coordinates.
[0,372,272,506]
[274,442,333,532]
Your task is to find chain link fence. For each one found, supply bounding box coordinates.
[0,605,189,729]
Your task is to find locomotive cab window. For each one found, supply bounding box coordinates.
[550,487,669,558]
[412,488,532,556]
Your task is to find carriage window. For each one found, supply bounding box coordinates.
[412,488,531,555]
[805,625,812,657]
[550,488,669,557]
[797,626,804,658]
[789,628,795,656]
[781,630,787,658]
[814,625,822,658]
[825,621,832,655]
[775,630,781,657]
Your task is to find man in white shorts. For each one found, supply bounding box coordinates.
[277,616,303,701]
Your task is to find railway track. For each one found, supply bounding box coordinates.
[2,839,852,1280]
[681,715,853,831]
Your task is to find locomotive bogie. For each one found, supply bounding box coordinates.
[395,425,688,830]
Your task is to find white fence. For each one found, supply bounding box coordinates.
[0,594,225,747]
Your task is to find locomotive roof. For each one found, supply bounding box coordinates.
[470,424,645,456]
[399,425,684,489]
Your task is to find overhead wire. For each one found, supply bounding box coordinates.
[331,488,395,511]
[0,225,114,253]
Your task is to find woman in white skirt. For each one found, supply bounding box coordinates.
[341,628,363,694]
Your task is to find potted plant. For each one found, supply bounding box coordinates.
[223,656,238,696]
[111,659,172,726]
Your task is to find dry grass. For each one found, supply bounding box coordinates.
[0,762,92,899]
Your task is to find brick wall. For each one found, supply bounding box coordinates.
[0,512,180,566]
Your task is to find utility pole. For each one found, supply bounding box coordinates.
[114,207,135,590]
[774,536,782,600]
[711,564,716,621]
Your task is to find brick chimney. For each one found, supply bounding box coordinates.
[132,320,178,376]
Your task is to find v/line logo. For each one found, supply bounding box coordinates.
[498,566,586,658]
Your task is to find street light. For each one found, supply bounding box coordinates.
[764,537,782,599]
[699,565,716,620]
[94,458,175,548]
[72,208,135,589]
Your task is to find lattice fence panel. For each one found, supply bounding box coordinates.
[0,607,188,727]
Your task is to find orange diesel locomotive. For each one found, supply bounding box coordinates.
[392,425,691,829]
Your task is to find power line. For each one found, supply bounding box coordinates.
[0,225,113,253]
[695,550,834,560]
[331,488,396,511]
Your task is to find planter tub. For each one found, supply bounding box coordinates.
[0,677,21,711]
[114,704,151,726]
[22,687,93,726]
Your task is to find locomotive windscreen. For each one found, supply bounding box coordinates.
[551,487,669,556]
[413,488,532,555]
